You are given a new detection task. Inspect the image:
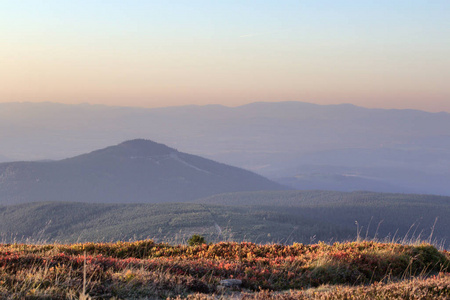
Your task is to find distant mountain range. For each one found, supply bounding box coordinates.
[0,139,284,205]
[1,101,450,195]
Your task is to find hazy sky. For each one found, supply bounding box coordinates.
[1,1,449,112]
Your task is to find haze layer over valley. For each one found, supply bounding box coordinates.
[1,101,449,196]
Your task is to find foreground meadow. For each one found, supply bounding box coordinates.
[0,240,448,299]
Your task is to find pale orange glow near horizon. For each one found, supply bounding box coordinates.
[1,1,449,112]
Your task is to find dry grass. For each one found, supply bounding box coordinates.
[172,273,450,299]
[0,240,448,299]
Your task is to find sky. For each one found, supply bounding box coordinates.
[1,1,449,112]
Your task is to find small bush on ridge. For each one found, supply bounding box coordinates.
[188,234,207,246]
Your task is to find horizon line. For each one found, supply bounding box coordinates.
[1,100,449,114]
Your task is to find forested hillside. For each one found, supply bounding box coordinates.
[1,191,448,247]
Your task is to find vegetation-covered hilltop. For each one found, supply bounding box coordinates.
[0,139,284,205]
[0,240,448,299]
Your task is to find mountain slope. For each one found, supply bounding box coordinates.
[0,190,449,246]
[0,139,285,205]
[197,190,450,247]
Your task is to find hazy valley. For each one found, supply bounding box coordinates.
[1,102,449,249]
[1,101,449,196]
